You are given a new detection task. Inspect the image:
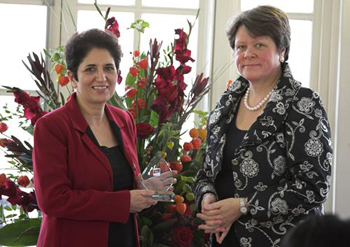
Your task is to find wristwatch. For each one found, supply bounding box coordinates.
[239,198,248,215]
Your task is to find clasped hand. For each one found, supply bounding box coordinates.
[197,194,242,244]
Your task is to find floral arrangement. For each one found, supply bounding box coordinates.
[0,3,210,247]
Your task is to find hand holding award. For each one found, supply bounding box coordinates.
[140,152,176,202]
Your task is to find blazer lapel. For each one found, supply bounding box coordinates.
[242,64,301,146]
[63,93,113,181]
[105,105,135,169]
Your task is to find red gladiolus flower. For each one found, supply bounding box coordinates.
[117,69,123,84]
[137,58,148,69]
[129,67,139,77]
[156,66,176,80]
[172,226,193,247]
[3,179,17,197]
[128,108,137,118]
[24,108,47,126]
[136,123,154,139]
[174,29,195,64]
[17,175,30,187]
[176,49,195,64]
[151,96,171,124]
[0,122,8,133]
[125,86,137,99]
[13,89,39,109]
[0,138,12,149]
[58,76,69,86]
[0,173,6,185]
[133,50,140,57]
[18,191,36,212]
[12,88,47,126]
[137,78,147,88]
[182,65,192,74]
[155,66,178,102]
[174,29,188,53]
[133,98,146,110]
[105,17,120,38]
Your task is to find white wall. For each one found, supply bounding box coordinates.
[334,0,350,217]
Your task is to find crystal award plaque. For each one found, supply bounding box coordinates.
[140,151,175,202]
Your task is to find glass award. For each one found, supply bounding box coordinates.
[141,151,175,202]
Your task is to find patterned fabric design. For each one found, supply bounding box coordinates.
[194,64,333,247]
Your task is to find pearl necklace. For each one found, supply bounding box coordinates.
[244,87,273,111]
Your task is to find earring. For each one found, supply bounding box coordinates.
[279,56,285,63]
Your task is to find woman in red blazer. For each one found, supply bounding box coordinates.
[33,29,164,247]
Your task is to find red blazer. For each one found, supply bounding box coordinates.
[33,93,141,247]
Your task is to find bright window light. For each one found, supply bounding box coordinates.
[0,4,47,91]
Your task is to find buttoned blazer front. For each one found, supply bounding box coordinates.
[33,93,141,247]
[194,64,333,246]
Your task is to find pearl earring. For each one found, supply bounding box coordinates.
[279,56,285,63]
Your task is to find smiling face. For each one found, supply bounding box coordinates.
[234,25,284,85]
[68,48,118,108]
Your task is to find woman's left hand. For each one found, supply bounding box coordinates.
[197,198,242,243]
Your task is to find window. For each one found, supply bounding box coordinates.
[0,3,47,91]
[241,0,314,13]
[240,0,314,87]
[0,1,48,173]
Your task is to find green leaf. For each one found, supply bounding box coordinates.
[140,216,152,227]
[149,110,159,127]
[5,214,18,219]
[141,225,153,247]
[174,180,186,195]
[4,206,14,211]
[190,203,198,213]
[185,192,195,201]
[0,218,41,246]
[182,183,192,193]
[128,19,150,33]
[179,175,196,184]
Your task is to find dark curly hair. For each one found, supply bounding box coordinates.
[65,28,122,80]
[226,5,291,62]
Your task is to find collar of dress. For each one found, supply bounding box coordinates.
[207,63,302,148]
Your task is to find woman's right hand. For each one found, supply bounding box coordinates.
[197,193,224,233]
[130,190,158,213]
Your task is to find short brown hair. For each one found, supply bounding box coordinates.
[65,28,122,81]
[226,5,291,61]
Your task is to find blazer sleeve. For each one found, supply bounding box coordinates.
[247,88,333,222]
[194,114,219,212]
[33,116,131,224]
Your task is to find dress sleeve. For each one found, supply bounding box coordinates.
[33,116,131,223]
[247,89,333,222]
